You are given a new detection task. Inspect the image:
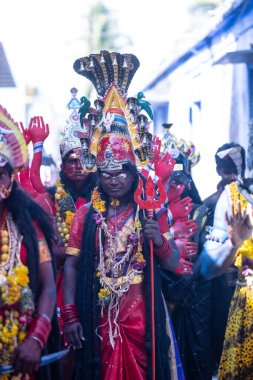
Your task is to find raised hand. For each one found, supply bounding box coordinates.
[151,135,161,163]
[28,116,49,144]
[16,121,31,145]
[174,258,193,275]
[154,151,175,185]
[168,196,193,220]
[175,239,197,259]
[225,200,253,248]
[172,219,198,239]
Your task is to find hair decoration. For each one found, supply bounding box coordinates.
[0,105,28,172]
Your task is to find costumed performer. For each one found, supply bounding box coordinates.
[0,105,61,379]
[201,144,253,380]
[158,124,214,379]
[203,142,242,372]
[62,50,183,380]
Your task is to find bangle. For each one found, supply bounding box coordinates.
[39,313,51,323]
[61,304,80,326]
[27,314,52,349]
[33,141,44,153]
[154,236,172,260]
[27,335,43,350]
[167,209,173,222]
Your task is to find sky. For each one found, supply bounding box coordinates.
[0,0,195,107]
[0,0,220,178]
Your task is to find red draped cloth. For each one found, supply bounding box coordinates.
[67,205,172,380]
[101,283,147,380]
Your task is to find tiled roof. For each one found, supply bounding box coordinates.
[0,42,15,87]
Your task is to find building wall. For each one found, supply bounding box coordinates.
[145,4,253,199]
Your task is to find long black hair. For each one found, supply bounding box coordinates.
[5,180,55,299]
[75,168,171,380]
[5,179,61,380]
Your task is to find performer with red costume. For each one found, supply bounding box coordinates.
[0,106,60,379]
[157,125,214,380]
[62,51,184,380]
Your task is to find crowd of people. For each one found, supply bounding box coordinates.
[0,50,253,380]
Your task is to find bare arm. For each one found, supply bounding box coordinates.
[37,261,56,318]
[13,261,56,376]
[29,116,49,194]
[62,254,84,348]
[63,255,79,304]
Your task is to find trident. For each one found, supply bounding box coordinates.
[134,176,166,380]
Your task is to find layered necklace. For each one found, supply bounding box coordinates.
[91,188,146,347]
[0,212,35,367]
[54,180,76,246]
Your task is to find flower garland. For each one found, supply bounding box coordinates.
[229,182,253,268]
[0,213,35,370]
[91,187,145,306]
[91,187,146,346]
[54,180,76,246]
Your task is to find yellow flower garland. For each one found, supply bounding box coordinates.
[91,187,106,213]
[54,180,73,246]
[0,215,34,370]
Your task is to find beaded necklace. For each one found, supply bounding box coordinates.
[0,212,35,367]
[54,180,76,246]
[91,187,145,347]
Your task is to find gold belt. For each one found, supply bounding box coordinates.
[105,274,144,285]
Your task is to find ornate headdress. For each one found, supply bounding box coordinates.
[161,123,200,175]
[60,88,87,159]
[73,50,153,171]
[0,105,28,172]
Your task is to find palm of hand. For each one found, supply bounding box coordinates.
[154,152,175,182]
[29,116,49,143]
[227,215,253,247]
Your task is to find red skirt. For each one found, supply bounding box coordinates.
[101,283,147,380]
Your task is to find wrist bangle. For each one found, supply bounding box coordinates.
[27,314,52,349]
[39,313,51,323]
[167,209,173,222]
[61,304,80,326]
[154,236,172,260]
[33,141,44,153]
[27,335,43,350]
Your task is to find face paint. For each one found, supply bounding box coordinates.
[61,149,87,182]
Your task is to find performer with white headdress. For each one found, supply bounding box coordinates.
[201,143,253,379]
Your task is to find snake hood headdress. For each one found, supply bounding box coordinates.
[0,105,28,172]
[73,50,153,171]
